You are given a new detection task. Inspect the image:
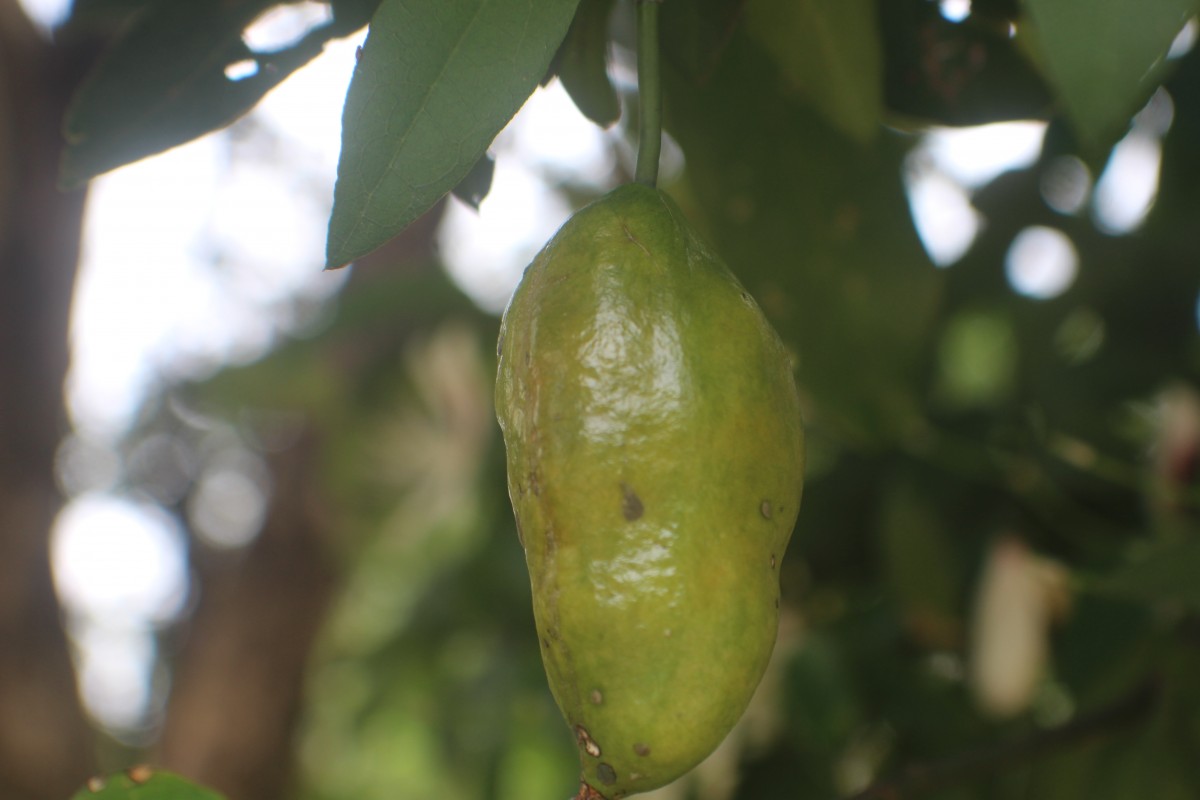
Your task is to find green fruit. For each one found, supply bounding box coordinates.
[495,183,804,798]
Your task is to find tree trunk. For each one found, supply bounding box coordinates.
[0,2,98,798]
[156,434,337,800]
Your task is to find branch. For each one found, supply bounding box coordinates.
[843,681,1159,800]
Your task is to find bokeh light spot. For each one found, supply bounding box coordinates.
[903,166,982,267]
[188,449,270,549]
[1005,226,1078,300]
[939,0,971,23]
[52,494,188,624]
[1039,156,1092,216]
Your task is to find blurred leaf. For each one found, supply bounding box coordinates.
[1022,0,1194,149]
[1087,709,1199,800]
[660,0,747,82]
[62,0,154,32]
[325,0,581,269]
[330,0,382,27]
[451,152,496,210]
[935,309,1018,409]
[665,33,942,441]
[1055,596,1153,707]
[744,0,883,143]
[70,769,225,800]
[1089,537,1200,611]
[784,635,861,755]
[555,0,619,127]
[880,476,962,647]
[878,0,1053,126]
[60,0,373,186]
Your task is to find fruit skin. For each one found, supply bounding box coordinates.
[495,183,804,798]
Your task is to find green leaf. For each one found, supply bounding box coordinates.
[451,152,496,210]
[325,0,582,269]
[555,0,620,127]
[1022,0,1194,149]
[744,0,883,143]
[60,0,374,186]
[71,768,226,800]
[1089,537,1200,611]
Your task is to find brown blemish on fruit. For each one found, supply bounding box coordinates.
[86,777,106,793]
[620,483,644,521]
[760,500,772,519]
[597,763,618,785]
[633,742,651,757]
[127,764,153,784]
[575,725,602,757]
[590,689,603,705]
[575,782,607,800]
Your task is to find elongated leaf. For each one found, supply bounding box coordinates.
[325,0,582,269]
[744,0,883,143]
[1023,0,1194,148]
[556,0,619,127]
[61,0,375,186]
[71,768,226,800]
[1089,537,1200,611]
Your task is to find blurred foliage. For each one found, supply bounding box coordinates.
[78,0,1200,797]
[69,769,225,800]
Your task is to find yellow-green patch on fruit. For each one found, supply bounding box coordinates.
[496,183,804,798]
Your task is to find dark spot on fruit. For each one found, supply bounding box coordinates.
[633,742,651,757]
[541,638,550,649]
[621,483,644,521]
[576,725,602,757]
[529,469,541,497]
[597,763,617,785]
[590,689,603,705]
[760,500,772,519]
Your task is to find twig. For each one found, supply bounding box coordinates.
[843,681,1159,800]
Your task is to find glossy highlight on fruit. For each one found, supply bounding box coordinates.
[495,183,804,798]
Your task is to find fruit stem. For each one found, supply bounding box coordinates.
[634,0,663,187]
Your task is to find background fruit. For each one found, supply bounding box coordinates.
[495,183,805,798]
